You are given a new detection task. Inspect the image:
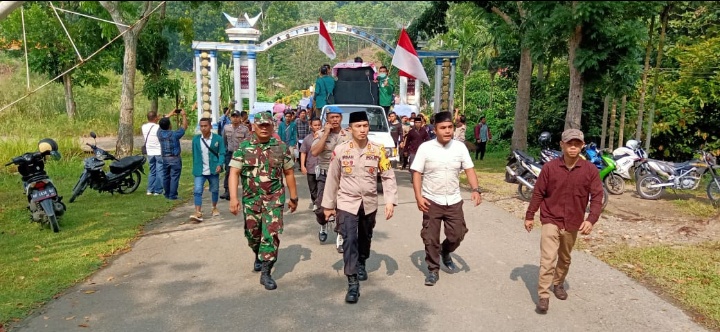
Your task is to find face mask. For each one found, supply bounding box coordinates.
[378,73,387,78]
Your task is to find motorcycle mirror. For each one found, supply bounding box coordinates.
[90,132,97,139]
[50,151,61,161]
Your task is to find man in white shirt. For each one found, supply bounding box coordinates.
[141,111,163,196]
[410,111,483,286]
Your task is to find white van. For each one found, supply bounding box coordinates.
[320,104,399,166]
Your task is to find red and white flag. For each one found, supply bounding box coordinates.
[392,28,430,86]
[318,18,336,59]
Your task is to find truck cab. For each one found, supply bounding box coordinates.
[319,104,399,165]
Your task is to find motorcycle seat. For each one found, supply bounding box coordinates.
[515,150,535,163]
[110,156,145,174]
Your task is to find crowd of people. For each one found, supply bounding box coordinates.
[140,71,601,312]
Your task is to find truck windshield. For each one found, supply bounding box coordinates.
[322,106,389,132]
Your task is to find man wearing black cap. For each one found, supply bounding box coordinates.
[221,110,251,199]
[311,106,351,249]
[410,111,483,287]
[322,110,398,304]
[524,128,603,314]
[402,116,430,180]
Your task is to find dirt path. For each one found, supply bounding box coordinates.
[478,171,720,253]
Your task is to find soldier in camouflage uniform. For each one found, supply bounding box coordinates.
[228,112,299,291]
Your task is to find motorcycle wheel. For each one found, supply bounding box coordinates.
[39,199,59,233]
[707,178,720,205]
[48,214,60,233]
[633,166,651,182]
[517,174,535,202]
[585,186,609,213]
[636,174,664,200]
[70,174,89,203]
[118,170,142,194]
[604,173,625,195]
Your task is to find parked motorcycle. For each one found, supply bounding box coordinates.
[69,132,146,203]
[5,139,66,232]
[583,143,624,195]
[612,139,655,186]
[636,150,720,203]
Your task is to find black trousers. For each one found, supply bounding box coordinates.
[337,205,377,276]
[306,173,318,205]
[314,172,328,225]
[475,141,487,160]
[223,151,232,192]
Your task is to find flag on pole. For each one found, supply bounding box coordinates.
[391,28,430,86]
[318,18,336,59]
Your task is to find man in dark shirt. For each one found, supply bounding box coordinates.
[402,117,430,179]
[524,128,604,314]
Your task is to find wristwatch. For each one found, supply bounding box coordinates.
[290,197,299,204]
[471,187,482,194]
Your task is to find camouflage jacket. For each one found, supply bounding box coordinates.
[229,135,294,212]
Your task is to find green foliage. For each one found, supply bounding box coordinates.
[0,2,113,88]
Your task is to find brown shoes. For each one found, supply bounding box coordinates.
[553,284,568,300]
[536,298,549,314]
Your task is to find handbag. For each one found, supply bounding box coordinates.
[142,124,154,155]
[322,78,335,105]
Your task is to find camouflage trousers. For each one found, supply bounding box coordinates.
[244,204,284,262]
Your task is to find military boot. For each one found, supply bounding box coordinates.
[357,260,368,281]
[260,261,277,290]
[253,249,262,272]
[345,274,360,303]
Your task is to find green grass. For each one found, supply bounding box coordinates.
[0,151,195,325]
[0,53,194,141]
[598,243,720,330]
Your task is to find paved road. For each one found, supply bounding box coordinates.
[10,170,705,332]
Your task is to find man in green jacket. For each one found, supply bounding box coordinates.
[190,117,226,223]
[376,66,394,115]
[313,64,335,117]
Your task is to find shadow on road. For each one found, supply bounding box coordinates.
[331,250,399,277]
[409,250,471,275]
[510,264,540,304]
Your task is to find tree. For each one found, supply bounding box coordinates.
[441,3,495,112]
[100,1,155,157]
[0,2,112,118]
[137,5,180,115]
[528,2,645,130]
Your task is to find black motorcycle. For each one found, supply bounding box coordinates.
[69,132,146,203]
[5,138,66,232]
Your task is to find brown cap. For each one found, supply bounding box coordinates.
[561,129,584,143]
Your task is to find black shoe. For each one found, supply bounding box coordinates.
[259,261,277,290]
[253,257,262,272]
[318,224,328,242]
[424,271,439,286]
[219,192,229,200]
[442,251,457,272]
[346,275,360,303]
[357,261,367,281]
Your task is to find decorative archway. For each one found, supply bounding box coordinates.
[191,14,458,128]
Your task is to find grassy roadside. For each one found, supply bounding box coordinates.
[0,150,194,325]
[467,148,720,330]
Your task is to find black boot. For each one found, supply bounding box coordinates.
[357,260,368,281]
[345,274,360,303]
[253,250,262,272]
[260,261,277,290]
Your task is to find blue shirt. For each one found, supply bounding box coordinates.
[158,128,186,156]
